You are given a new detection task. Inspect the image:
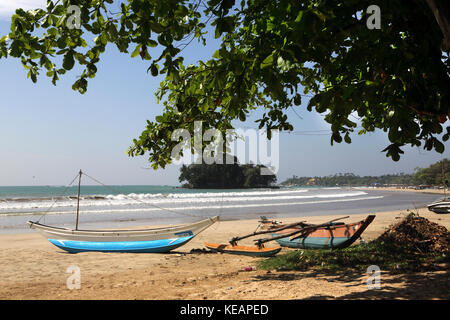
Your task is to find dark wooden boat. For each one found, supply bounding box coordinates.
[267,215,375,249]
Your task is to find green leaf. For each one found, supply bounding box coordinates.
[149,63,158,76]
[434,139,444,153]
[62,51,75,70]
[344,133,351,143]
[47,28,58,37]
[148,40,158,48]
[212,50,221,59]
[131,44,141,58]
[238,110,246,121]
[295,11,304,23]
[261,52,274,69]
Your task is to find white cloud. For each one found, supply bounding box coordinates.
[0,1,46,18]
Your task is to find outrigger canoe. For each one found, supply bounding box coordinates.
[29,217,219,253]
[204,242,281,257]
[27,170,219,253]
[268,215,375,249]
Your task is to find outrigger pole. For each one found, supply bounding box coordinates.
[75,169,82,230]
[229,220,308,245]
[255,216,349,247]
[233,216,350,248]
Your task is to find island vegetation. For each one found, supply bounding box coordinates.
[281,159,449,187]
[178,155,277,189]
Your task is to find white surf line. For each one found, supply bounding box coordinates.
[0,189,311,203]
[0,191,369,210]
[101,192,369,207]
[117,188,311,198]
[6,195,384,216]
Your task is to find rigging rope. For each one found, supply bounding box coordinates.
[81,171,211,219]
[35,172,80,224]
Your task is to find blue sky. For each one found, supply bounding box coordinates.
[0,1,448,186]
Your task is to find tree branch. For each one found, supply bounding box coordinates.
[426,0,450,51]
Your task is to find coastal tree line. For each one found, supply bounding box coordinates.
[281,159,450,187]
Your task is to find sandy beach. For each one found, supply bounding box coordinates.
[0,203,449,300]
[355,187,448,195]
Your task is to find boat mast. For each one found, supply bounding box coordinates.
[75,170,82,230]
[443,160,447,199]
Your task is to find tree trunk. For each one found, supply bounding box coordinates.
[426,0,450,51]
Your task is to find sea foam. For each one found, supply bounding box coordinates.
[0,188,369,214]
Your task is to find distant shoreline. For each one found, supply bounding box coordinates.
[278,185,447,195]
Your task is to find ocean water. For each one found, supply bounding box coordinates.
[0,185,441,233]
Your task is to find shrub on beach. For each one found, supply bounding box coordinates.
[377,213,449,254]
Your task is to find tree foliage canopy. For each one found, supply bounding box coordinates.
[413,158,450,185]
[1,0,449,167]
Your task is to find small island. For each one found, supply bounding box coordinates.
[178,155,277,189]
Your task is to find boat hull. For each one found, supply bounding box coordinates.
[48,236,194,253]
[273,235,356,249]
[427,200,450,214]
[270,215,375,249]
[28,216,218,253]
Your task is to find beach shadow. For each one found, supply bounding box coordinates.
[253,269,365,284]
[337,271,450,300]
[251,268,450,300]
[168,248,218,255]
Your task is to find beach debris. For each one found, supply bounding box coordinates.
[378,213,449,254]
[190,248,216,254]
[204,242,281,257]
[242,266,256,272]
[258,216,282,230]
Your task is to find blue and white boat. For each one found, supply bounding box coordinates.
[27,170,218,253]
[27,216,218,253]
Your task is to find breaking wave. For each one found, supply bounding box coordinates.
[0,188,369,214]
